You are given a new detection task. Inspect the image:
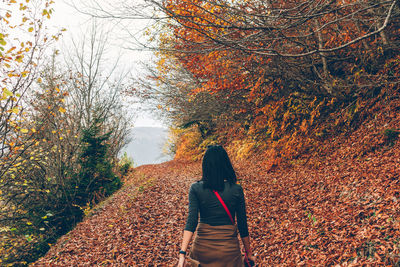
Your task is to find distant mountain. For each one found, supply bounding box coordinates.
[121,127,173,167]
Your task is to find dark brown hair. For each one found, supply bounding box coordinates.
[202,145,237,191]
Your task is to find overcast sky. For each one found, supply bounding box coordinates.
[47,0,165,128]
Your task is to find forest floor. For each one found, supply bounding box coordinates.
[33,98,400,266]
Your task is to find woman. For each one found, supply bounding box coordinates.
[178,145,256,267]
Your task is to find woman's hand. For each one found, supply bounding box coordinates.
[248,254,256,262]
[177,254,185,267]
[248,255,256,263]
[244,254,256,266]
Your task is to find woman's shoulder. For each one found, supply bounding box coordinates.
[189,180,203,190]
[229,182,243,189]
[228,182,244,194]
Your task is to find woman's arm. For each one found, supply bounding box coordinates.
[178,230,194,266]
[242,236,252,256]
[237,186,256,263]
[180,230,194,252]
[178,184,199,266]
[236,186,249,238]
[242,236,256,263]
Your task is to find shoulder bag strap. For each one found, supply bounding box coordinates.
[213,190,234,224]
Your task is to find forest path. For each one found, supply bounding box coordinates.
[32,161,203,266]
[33,142,400,266]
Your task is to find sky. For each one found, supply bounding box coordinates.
[47,0,165,128]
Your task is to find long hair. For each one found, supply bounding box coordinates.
[202,145,237,191]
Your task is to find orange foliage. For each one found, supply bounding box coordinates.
[174,127,203,161]
[155,0,400,165]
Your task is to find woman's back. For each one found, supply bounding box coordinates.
[185,181,249,238]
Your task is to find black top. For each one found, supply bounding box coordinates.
[184,180,249,238]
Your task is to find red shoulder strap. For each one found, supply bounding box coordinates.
[213,190,234,224]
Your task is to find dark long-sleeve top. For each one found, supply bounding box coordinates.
[184,180,249,238]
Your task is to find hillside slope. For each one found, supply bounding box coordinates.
[33,96,400,266]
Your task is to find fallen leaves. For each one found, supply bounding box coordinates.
[32,161,202,266]
[32,97,400,265]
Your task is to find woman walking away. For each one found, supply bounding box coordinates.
[177,145,256,267]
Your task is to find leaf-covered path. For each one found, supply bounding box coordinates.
[33,122,400,266]
[32,161,202,266]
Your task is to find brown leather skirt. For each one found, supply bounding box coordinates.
[187,223,243,267]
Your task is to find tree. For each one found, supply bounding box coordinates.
[71,0,400,162]
[0,1,61,263]
[0,0,60,180]
[0,15,131,265]
[74,117,121,207]
[64,19,132,159]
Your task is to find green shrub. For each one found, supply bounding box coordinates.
[0,118,123,265]
[119,152,134,175]
[74,118,122,207]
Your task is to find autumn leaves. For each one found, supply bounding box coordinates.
[142,0,400,162]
